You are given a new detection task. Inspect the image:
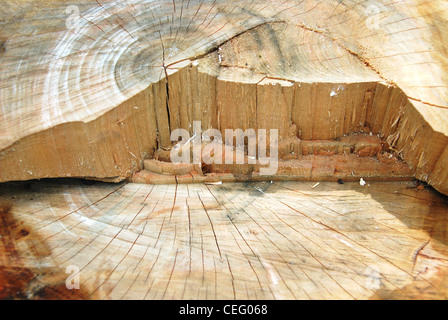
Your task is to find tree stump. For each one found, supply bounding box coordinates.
[0,0,447,300]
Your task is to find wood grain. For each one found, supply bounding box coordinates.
[0,1,447,194]
[0,180,447,300]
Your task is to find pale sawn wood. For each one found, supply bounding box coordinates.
[0,180,447,300]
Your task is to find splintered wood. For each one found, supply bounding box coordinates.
[132,133,413,185]
[0,180,447,300]
[0,1,447,195]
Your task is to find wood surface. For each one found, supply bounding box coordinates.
[0,180,447,300]
[1,0,448,301]
[0,1,447,194]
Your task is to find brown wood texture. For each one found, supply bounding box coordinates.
[131,134,415,185]
[0,180,447,300]
[0,1,447,194]
[1,1,448,301]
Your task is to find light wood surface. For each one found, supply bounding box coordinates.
[0,1,447,194]
[1,180,447,300]
[1,1,448,301]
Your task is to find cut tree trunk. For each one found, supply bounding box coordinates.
[1,0,448,301]
[1,180,448,300]
[0,0,447,194]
